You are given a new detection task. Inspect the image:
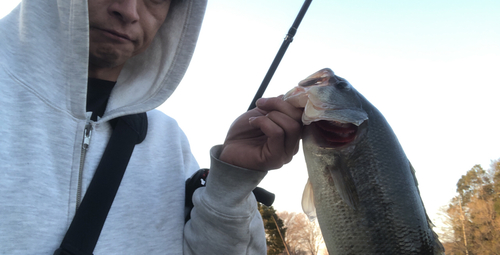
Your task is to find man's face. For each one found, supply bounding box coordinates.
[88,0,172,70]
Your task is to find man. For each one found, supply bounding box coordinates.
[0,0,302,254]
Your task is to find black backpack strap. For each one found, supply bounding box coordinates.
[54,113,148,255]
[252,187,275,207]
[184,169,275,223]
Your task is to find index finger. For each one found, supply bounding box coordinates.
[255,96,303,122]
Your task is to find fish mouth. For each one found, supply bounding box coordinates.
[311,120,358,147]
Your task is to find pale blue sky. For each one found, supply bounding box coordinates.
[2,0,499,228]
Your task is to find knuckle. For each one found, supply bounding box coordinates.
[259,96,288,110]
[271,127,285,137]
[265,111,280,119]
[270,161,284,170]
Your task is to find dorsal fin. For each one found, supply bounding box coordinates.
[409,161,445,254]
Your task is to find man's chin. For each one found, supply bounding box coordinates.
[89,49,127,66]
[88,52,128,80]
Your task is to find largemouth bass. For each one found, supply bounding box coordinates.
[283,68,444,254]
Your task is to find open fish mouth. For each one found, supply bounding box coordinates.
[311,120,358,147]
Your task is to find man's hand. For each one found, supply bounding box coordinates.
[219,96,303,171]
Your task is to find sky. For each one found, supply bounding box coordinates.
[2,0,499,226]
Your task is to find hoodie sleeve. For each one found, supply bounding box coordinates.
[183,145,267,254]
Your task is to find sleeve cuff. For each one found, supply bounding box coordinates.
[199,145,267,214]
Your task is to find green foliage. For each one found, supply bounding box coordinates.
[456,165,488,205]
[258,203,287,255]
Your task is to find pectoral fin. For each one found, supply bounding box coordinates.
[329,164,359,210]
[301,179,317,221]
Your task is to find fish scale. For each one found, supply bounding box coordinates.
[285,68,444,254]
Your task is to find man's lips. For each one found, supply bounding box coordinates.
[93,27,133,41]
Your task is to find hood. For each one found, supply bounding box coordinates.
[0,0,206,122]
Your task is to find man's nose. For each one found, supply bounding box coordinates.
[108,0,140,24]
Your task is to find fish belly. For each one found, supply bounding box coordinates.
[303,133,436,254]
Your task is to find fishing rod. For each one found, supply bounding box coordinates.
[247,0,313,111]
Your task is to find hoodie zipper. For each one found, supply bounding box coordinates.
[76,122,92,209]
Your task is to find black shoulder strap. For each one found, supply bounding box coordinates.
[184,170,276,223]
[54,113,148,255]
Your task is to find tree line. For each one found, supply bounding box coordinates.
[258,203,327,255]
[438,159,500,254]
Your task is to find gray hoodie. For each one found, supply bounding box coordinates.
[0,0,267,254]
